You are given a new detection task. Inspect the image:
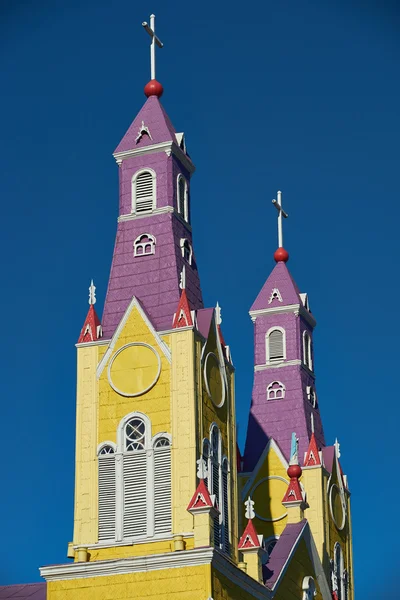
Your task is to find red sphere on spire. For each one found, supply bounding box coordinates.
[287,464,302,479]
[144,80,164,98]
[274,247,289,263]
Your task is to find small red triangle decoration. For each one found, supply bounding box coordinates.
[187,479,215,511]
[282,477,303,503]
[304,433,321,467]
[172,289,193,328]
[77,305,102,344]
[238,519,261,550]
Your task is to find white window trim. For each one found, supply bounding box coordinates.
[180,238,193,265]
[267,381,286,401]
[265,326,286,364]
[221,456,230,554]
[133,233,156,257]
[333,542,346,599]
[152,432,172,447]
[97,441,117,455]
[303,330,313,371]
[177,174,189,222]
[131,168,156,214]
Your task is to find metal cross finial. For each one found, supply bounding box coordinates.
[272,190,288,248]
[89,280,96,305]
[244,496,255,520]
[142,14,163,81]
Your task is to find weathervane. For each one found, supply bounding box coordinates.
[142,14,163,81]
[272,190,288,249]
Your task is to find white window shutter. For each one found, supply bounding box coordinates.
[123,452,147,538]
[212,459,220,547]
[222,467,229,553]
[98,455,116,541]
[135,172,154,213]
[269,330,284,360]
[154,446,172,535]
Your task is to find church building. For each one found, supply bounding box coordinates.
[1,15,354,600]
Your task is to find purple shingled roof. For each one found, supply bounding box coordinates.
[264,520,307,588]
[114,96,177,154]
[196,308,214,339]
[250,261,302,312]
[322,446,335,473]
[0,584,46,599]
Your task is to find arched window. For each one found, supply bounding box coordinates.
[302,576,317,600]
[210,425,220,548]
[153,436,172,535]
[134,233,156,257]
[132,170,156,214]
[267,381,286,400]
[266,328,285,362]
[263,536,279,561]
[332,543,347,600]
[221,458,230,554]
[180,238,193,265]
[306,385,317,408]
[98,443,116,541]
[202,438,211,491]
[303,331,313,370]
[97,413,172,543]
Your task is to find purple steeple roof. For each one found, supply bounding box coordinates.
[114,96,178,154]
[0,584,46,599]
[250,260,301,312]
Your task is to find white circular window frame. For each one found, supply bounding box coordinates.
[251,476,289,522]
[203,351,226,408]
[329,483,346,531]
[107,342,161,398]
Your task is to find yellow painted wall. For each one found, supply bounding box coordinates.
[47,564,211,600]
[272,538,323,600]
[86,536,194,561]
[211,565,264,600]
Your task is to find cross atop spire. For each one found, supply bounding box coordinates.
[272,191,289,262]
[142,14,164,83]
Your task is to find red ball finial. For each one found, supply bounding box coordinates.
[274,247,289,263]
[144,80,164,98]
[287,464,302,479]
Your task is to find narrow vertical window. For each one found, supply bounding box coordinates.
[267,328,285,362]
[303,331,313,370]
[123,418,147,539]
[334,543,346,600]
[98,445,116,541]
[210,426,220,548]
[202,438,211,491]
[132,170,155,214]
[153,437,172,535]
[222,458,230,554]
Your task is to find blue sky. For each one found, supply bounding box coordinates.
[1,0,399,595]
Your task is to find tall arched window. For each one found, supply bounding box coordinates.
[98,443,116,541]
[210,425,220,548]
[267,381,286,400]
[97,413,172,543]
[266,328,285,362]
[303,331,313,370]
[221,458,230,554]
[333,543,347,600]
[180,238,193,265]
[132,170,156,214]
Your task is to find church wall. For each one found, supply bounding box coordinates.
[272,538,323,600]
[119,151,171,214]
[211,564,268,600]
[253,312,299,366]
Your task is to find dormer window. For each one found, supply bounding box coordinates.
[180,238,193,265]
[134,233,156,257]
[303,331,313,370]
[132,169,156,214]
[267,381,286,400]
[266,327,286,363]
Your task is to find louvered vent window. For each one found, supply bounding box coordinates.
[222,459,230,554]
[123,418,147,539]
[268,329,284,362]
[211,427,221,548]
[98,446,116,541]
[153,438,172,535]
[134,171,155,214]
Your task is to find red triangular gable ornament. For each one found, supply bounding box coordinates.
[172,289,193,329]
[304,433,321,467]
[77,305,102,343]
[282,477,303,503]
[238,519,261,550]
[187,479,215,511]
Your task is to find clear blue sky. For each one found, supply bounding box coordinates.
[1,0,399,595]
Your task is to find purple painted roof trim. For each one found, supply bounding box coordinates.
[196,308,214,339]
[0,584,46,599]
[250,261,302,312]
[264,520,307,588]
[322,446,335,473]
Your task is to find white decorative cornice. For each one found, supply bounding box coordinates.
[249,304,317,328]
[76,339,110,349]
[118,206,193,232]
[113,140,195,174]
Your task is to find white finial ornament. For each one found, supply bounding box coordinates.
[334,438,341,458]
[89,280,96,305]
[179,265,186,290]
[142,14,163,80]
[215,302,222,325]
[244,496,255,520]
[310,412,315,434]
[272,190,288,248]
[196,457,209,480]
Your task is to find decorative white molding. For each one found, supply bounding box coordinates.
[204,352,226,408]
[268,288,283,304]
[135,120,153,144]
[76,338,110,348]
[134,233,156,257]
[250,303,317,328]
[265,326,286,363]
[96,296,171,379]
[113,140,195,175]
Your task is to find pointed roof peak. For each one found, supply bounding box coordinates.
[78,281,103,344]
[304,433,321,467]
[250,260,302,312]
[238,497,263,550]
[172,288,193,329]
